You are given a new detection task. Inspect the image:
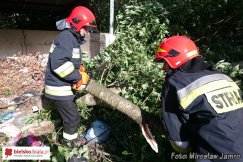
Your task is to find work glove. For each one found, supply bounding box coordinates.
[73,65,90,91]
[79,65,86,73]
[73,71,90,91]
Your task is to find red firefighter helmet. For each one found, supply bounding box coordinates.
[155,36,200,69]
[66,6,97,32]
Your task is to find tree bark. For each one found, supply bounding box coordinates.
[86,80,142,125]
[85,80,158,153]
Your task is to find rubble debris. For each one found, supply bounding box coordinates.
[0,98,15,109]
[12,112,26,126]
[20,120,55,136]
[0,52,48,98]
[0,122,20,137]
[0,49,55,146]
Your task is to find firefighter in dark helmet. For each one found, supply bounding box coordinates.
[44,6,97,147]
[155,36,243,162]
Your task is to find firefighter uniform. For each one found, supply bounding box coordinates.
[162,60,243,162]
[44,28,85,140]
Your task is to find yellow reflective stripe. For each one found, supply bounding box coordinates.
[45,89,73,96]
[54,61,75,78]
[177,74,232,99]
[45,85,71,91]
[49,43,56,53]
[72,48,80,58]
[63,132,78,140]
[157,47,167,53]
[180,80,238,109]
[45,85,73,96]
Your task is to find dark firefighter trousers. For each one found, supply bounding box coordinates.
[53,99,81,136]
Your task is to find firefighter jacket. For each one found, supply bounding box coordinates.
[162,58,243,162]
[44,29,85,100]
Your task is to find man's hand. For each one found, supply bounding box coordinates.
[73,71,90,91]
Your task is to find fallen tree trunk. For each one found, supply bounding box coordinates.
[85,80,158,153]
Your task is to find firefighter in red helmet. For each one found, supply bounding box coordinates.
[44,6,97,147]
[155,36,243,162]
[65,6,97,32]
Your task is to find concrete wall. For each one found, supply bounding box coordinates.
[0,29,116,58]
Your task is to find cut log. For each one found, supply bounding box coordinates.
[85,80,158,153]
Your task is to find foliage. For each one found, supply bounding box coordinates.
[50,145,89,162]
[88,0,112,33]
[0,12,58,30]
[82,1,173,161]
[214,60,243,89]
[85,1,168,112]
[76,98,93,121]
[84,1,243,161]
[89,0,139,33]
[164,0,243,62]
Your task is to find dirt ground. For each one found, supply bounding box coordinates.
[0,52,47,99]
[0,52,48,109]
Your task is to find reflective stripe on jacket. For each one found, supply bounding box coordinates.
[176,73,243,112]
[45,85,73,96]
[169,71,243,112]
[44,29,83,100]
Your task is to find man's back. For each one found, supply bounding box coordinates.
[165,66,243,161]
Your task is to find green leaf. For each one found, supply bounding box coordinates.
[142,83,149,90]
[122,150,132,156]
